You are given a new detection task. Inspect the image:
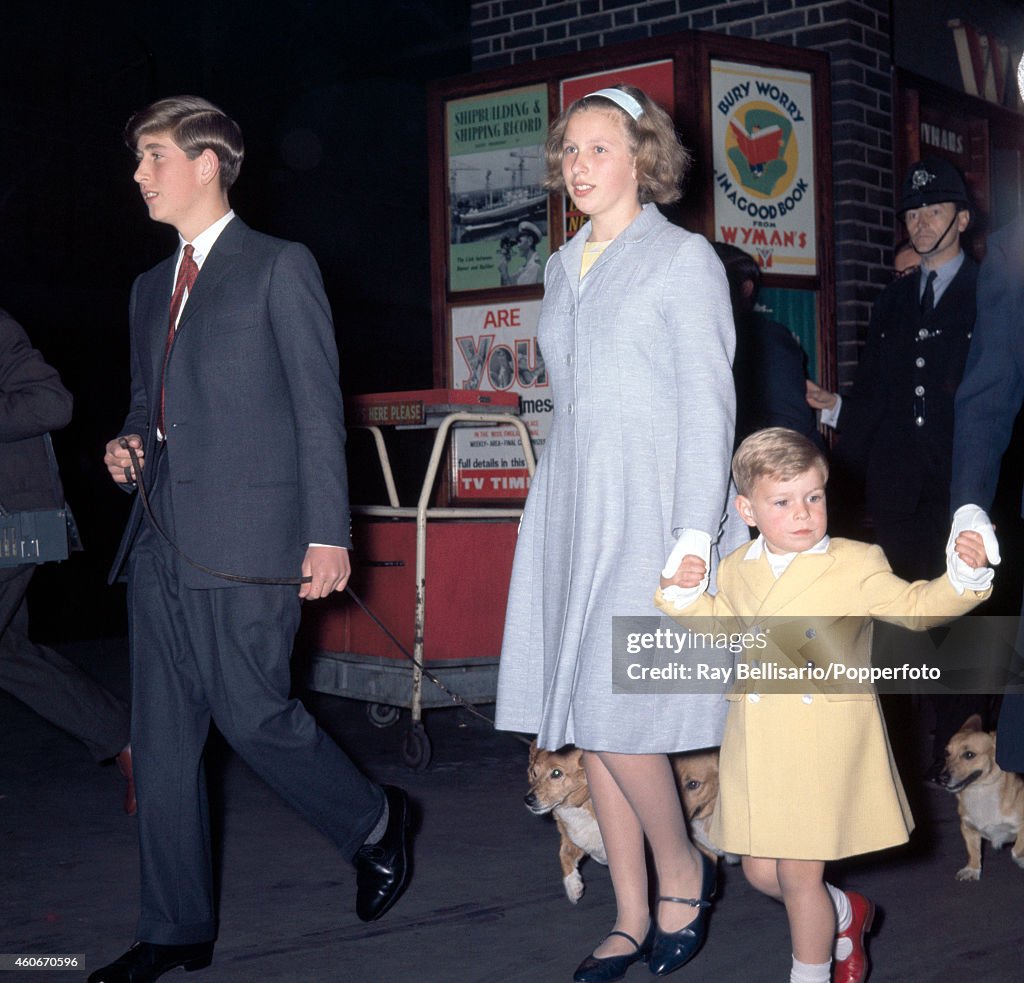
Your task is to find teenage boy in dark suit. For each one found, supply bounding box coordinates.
[92,96,411,983]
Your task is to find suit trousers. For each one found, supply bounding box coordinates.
[127,458,384,945]
[0,564,128,760]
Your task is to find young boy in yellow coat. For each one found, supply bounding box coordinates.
[655,427,996,983]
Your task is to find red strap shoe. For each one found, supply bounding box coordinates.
[834,890,875,983]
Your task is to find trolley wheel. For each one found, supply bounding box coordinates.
[402,723,432,771]
[365,702,401,728]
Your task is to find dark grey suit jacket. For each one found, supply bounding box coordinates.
[0,309,72,513]
[951,216,1024,771]
[109,217,351,588]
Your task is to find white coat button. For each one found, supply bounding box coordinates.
[567,403,575,415]
[802,694,814,704]
[915,385,925,396]
[915,416,925,427]
[805,628,816,639]
[916,357,926,367]
[918,328,929,339]
[748,693,761,703]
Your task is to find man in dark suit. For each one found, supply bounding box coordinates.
[92,97,411,983]
[805,158,987,773]
[0,310,134,813]
[950,211,1024,773]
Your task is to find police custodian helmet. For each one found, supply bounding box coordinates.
[897,156,971,215]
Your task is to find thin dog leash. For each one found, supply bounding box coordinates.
[121,438,309,586]
[121,439,507,730]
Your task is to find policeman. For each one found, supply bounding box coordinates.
[807,157,975,576]
[805,157,983,776]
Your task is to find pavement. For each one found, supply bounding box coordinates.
[2,638,1023,983]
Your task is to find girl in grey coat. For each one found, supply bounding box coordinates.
[495,86,744,980]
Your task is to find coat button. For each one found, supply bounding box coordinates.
[567,403,575,415]
[802,694,814,704]
[916,357,926,367]
[915,385,925,396]
[918,328,930,339]
[915,416,925,427]
[805,628,816,639]
[748,693,761,703]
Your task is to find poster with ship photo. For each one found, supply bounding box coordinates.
[711,60,817,276]
[449,299,550,501]
[447,85,549,292]
[560,61,674,240]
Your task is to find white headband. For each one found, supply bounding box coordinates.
[584,87,645,121]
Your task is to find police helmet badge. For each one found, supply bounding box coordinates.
[911,167,935,192]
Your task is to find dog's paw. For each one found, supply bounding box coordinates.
[563,871,584,904]
[955,865,981,881]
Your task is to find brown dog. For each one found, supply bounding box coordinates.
[939,714,1024,881]
[525,742,728,903]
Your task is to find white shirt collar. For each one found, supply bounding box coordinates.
[744,533,830,578]
[175,210,235,272]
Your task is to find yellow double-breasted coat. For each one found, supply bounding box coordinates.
[655,537,990,860]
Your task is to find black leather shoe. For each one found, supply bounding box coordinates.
[87,941,213,982]
[354,785,411,921]
[648,852,716,976]
[573,925,653,983]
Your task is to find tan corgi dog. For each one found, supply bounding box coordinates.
[939,714,1024,881]
[525,741,728,902]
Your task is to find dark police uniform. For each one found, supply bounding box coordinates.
[838,256,977,580]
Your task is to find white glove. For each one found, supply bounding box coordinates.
[946,504,999,595]
[660,528,711,610]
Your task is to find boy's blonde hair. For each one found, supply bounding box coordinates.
[732,428,828,496]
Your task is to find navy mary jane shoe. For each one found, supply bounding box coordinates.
[647,852,716,976]
[573,925,653,983]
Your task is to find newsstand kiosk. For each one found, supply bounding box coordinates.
[300,389,535,769]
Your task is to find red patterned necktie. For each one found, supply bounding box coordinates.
[158,244,199,435]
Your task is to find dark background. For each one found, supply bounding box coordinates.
[0,1,471,640]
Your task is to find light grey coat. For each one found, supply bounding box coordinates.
[495,204,747,752]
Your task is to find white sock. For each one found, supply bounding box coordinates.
[825,883,853,960]
[790,956,831,983]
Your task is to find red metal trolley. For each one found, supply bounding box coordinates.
[301,390,536,768]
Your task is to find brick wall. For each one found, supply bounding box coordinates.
[470,0,895,391]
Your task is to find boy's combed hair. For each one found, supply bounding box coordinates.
[125,95,245,191]
[732,427,829,496]
[543,85,691,205]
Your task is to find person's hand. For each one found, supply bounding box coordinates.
[660,555,708,590]
[105,435,144,484]
[954,530,988,569]
[805,379,838,411]
[299,545,351,599]
[946,506,998,594]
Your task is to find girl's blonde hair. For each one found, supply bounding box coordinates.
[543,84,691,205]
